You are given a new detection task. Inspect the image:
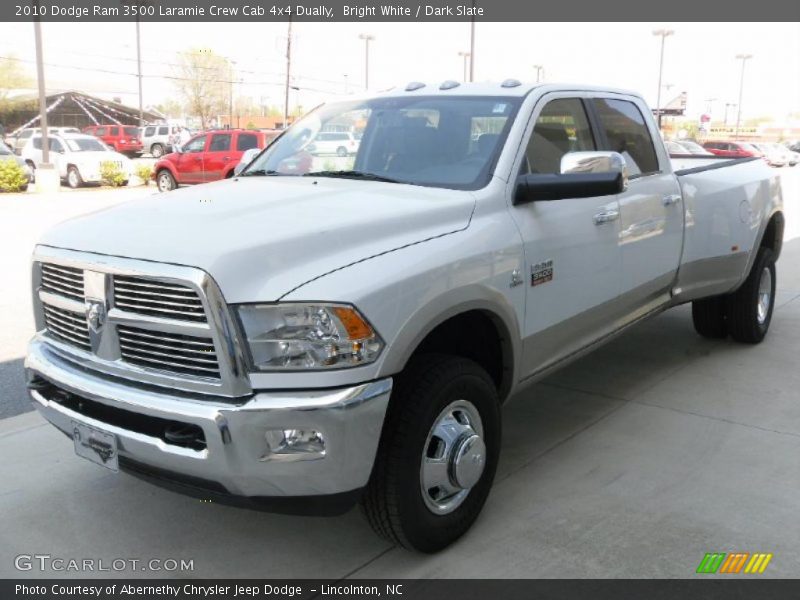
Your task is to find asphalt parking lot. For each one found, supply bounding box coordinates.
[1,170,799,578]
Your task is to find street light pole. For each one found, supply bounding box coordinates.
[652,28,674,130]
[359,33,375,90]
[228,61,234,129]
[724,102,736,126]
[468,0,475,82]
[734,53,752,139]
[458,51,471,82]
[282,19,293,129]
[136,17,143,126]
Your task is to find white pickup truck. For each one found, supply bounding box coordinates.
[26,82,784,552]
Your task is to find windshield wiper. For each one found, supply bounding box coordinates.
[242,169,282,176]
[303,170,403,184]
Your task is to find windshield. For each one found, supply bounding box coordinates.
[65,138,107,152]
[243,95,521,190]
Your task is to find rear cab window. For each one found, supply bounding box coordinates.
[591,98,659,176]
[236,133,258,151]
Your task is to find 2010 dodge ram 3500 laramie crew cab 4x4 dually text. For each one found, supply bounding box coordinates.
[26,82,784,552]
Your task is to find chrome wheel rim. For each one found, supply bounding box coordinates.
[420,400,486,515]
[68,170,79,187]
[757,267,772,325]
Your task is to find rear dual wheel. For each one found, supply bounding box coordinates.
[692,247,776,344]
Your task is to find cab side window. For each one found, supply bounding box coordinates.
[591,98,659,176]
[184,135,207,153]
[525,98,596,174]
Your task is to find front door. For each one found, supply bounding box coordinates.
[175,134,207,184]
[509,95,623,378]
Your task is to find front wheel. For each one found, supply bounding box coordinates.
[151,143,164,158]
[156,170,176,192]
[361,355,501,552]
[727,247,776,343]
[336,146,348,157]
[66,166,83,189]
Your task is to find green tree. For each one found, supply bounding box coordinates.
[173,48,231,129]
[0,56,33,111]
[154,99,184,119]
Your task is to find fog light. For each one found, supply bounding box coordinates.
[261,428,326,462]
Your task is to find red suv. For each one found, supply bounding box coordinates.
[83,124,143,156]
[153,129,275,192]
[702,141,764,159]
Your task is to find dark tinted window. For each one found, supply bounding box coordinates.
[209,133,232,152]
[144,126,155,136]
[48,137,64,153]
[236,133,258,151]
[123,127,138,136]
[109,127,119,136]
[526,98,596,174]
[95,127,107,136]
[158,126,168,135]
[592,98,659,175]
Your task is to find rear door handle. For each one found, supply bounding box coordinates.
[662,194,681,206]
[593,209,620,225]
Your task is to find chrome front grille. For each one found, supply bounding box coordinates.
[32,252,252,396]
[118,325,220,378]
[113,275,206,322]
[41,263,84,301]
[43,304,91,351]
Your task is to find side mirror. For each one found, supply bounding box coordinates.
[234,148,261,176]
[514,151,628,204]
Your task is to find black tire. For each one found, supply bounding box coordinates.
[727,247,776,344]
[151,143,164,158]
[156,169,176,192]
[361,354,501,553]
[121,180,129,187]
[691,296,728,339]
[66,166,83,189]
[336,146,348,157]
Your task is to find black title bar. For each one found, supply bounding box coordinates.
[3,0,797,22]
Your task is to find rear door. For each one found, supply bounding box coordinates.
[203,132,233,181]
[510,94,623,377]
[590,95,683,310]
[174,134,207,183]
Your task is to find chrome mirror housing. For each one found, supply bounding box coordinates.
[560,151,629,191]
[234,148,261,176]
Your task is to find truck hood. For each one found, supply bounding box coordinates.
[40,176,475,302]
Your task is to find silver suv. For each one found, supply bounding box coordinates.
[140,124,179,158]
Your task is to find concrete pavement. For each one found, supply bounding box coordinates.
[1,171,798,578]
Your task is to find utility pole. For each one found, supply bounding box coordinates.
[136,17,143,126]
[33,17,49,165]
[533,64,544,82]
[652,28,674,130]
[283,19,293,129]
[458,52,471,82]
[734,54,752,139]
[228,61,235,129]
[724,102,737,126]
[359,33,375,90]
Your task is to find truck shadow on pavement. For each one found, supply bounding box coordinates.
[0,357,28,420]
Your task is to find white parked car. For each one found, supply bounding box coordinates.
[10,127,81,155]
[22,133,133,188]
[26,82,784,552]
[307,131,360,156]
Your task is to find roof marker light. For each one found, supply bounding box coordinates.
[439,80,461,90]
[501,79,522,88]
[405,82,426,92]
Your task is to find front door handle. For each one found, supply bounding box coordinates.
[663,194,681,206]
[593,209,620,225]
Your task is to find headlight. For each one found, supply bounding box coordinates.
[235,303,384,371]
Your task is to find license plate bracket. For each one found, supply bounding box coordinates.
[72,420,119,472]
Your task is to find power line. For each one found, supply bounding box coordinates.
[0,54,348,95]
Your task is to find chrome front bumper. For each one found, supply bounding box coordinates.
[25,338,392,509]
